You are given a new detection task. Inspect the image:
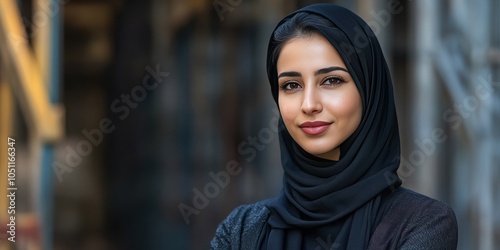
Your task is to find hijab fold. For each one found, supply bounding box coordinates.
[260,4,402,249]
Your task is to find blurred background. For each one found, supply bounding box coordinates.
[0,0,499,249]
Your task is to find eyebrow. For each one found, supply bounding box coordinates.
[278,66,349,78]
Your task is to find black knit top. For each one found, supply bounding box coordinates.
[211,187,458,250]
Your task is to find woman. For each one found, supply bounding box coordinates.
[212,4,458,249]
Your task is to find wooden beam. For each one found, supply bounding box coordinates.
[0,0,63,142]
[0,77,13,250]
[34,0,51,88]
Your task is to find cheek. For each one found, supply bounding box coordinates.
[278,97,298,124]
[325,91,362,123]
[278,108,293,125]
[324,88,362,123]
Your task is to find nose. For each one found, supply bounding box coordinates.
[301,85,322,114]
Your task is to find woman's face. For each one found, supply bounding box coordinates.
[277,34,362,161]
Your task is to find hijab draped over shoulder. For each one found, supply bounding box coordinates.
[261,4,402,249]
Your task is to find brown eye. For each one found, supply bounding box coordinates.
[322,76,345,86]
[281,82,301,91]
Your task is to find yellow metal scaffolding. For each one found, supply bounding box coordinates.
[0,0,64,249]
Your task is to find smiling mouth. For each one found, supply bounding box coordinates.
[299,121,332,135]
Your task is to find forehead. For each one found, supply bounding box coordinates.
[277,35,346,73]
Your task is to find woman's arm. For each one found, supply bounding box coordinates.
[211,214,234,250]
[398,201,458,250]
[211,201,270,250]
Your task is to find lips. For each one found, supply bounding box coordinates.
[299,121,332,135]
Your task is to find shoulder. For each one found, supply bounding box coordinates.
[211,199,271,250]
[369,187,458,250]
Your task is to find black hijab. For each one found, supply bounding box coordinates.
[260,4,401,249]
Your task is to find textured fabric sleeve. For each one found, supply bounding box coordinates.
[211,205,245,250]
[398,197,458,250]
[211,201,270,250]
[211,214,232,250]
[368,188,458,250]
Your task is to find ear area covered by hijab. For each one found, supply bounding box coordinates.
[261,4,402,249]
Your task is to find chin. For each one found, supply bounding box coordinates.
[289,131,342,160]
[300,143,340,160]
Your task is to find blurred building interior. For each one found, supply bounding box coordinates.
[0,0,499,249]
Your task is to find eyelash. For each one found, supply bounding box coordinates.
[280,76,346,91]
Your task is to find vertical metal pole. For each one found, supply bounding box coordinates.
[410,0,439,197]
[467,0,493,248]
[39,0,61,249]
